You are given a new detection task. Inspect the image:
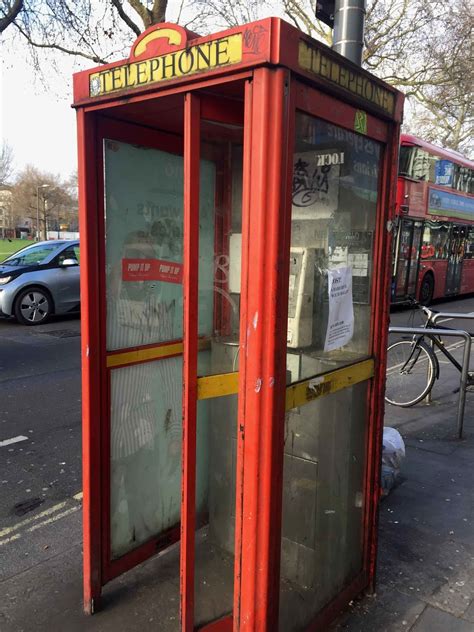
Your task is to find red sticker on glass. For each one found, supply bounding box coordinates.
[122,258,183,283]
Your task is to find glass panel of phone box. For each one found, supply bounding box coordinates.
[194,120,243,627]
[279,113,382,630]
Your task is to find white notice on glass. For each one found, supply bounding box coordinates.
[324,266,354,352]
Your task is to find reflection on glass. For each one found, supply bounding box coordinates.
[194,124,243,626]
[279,383,368,631]
[110,358,182,558]
[110,355,212,559]
[287,115,382,383]
[105,138,216,559]
[194,394,237,627]
[104,140,185,351]
[104,140,215,351]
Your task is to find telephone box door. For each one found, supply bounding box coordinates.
[83,86,248,629]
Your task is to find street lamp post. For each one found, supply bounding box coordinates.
[36,184,50,241]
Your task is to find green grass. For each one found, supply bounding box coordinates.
[0,239,31,262]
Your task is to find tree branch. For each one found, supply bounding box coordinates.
[0,0,23,33]
[110,0,141,36]
[14,21,108,64]
[127,0,152,28]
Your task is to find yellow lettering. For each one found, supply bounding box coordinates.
[215,38,230,65]
[111,67,123,91]
[149,58,161,81]
[297,40,395,116]
[136,61,148,85]
[330,61,340,83]
[89,33,242,97]
[196,44,211,69]
[320,55,329,78]
[161,52,177,78]
[339,66,348,89]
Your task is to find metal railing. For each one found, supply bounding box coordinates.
[426,312,474,407]
[388,326,472,438]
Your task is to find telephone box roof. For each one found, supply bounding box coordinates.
[72,17,402,122]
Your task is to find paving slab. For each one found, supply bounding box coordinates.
[411,605,474,632]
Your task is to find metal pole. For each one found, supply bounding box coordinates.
[389,326,472,439]
[36,186,40,241]
[332,0,366,65]
[457,333,472,439]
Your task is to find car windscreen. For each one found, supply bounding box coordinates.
[2,243,65,266]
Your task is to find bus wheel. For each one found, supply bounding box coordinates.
[419,273,434,306]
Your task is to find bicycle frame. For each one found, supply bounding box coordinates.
[389,325,472,438]
[398,335,440,380]
[427,334,463,374]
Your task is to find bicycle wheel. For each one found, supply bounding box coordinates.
[385,340,436,407]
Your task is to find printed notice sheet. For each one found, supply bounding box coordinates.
[324,266,354,352]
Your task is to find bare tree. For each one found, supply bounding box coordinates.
[10,166,74,239]
[405,0,473,155]
[2,0,472,156]
[0,142,15,186]
[196,0,473,156]
[0,0,23,33]
[0,1,202,67]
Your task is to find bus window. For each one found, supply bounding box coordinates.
[421,221,450,259]
[453,165,474,194]
[398,146,412,176]
[398,146,430,181]
[466,228,474,259]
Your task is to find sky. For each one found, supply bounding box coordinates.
[1,41,90,183]
[0,0,197,184]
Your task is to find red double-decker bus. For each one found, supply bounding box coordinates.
[392,134,474,304]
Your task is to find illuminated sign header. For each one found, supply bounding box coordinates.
[89,30,242,98]
[298,41,395,116]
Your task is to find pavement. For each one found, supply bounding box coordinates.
[334,340,474,632]
[1,317,473,631]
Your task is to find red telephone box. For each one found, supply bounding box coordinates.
[74,18,403,631]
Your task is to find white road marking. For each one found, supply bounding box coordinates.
[0,435,28,448]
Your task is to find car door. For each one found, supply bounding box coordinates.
[49,244,80,313]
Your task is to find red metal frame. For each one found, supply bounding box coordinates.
[75,16,404,630]
[365,121,402,590]
[235,67,293,630]
[78,108,102,614]
[181,92,201,632]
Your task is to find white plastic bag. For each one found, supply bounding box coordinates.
[382,427,405,469]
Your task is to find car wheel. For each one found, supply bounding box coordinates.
[419,274,434,306]
[14,286,53,325]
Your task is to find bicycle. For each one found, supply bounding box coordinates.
[385,299,474,407]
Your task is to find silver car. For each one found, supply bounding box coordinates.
[0,240,80,325]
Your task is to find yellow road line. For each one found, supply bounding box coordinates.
[0,491,83,541]
[27,507,80,533]
[0,501,69,538]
